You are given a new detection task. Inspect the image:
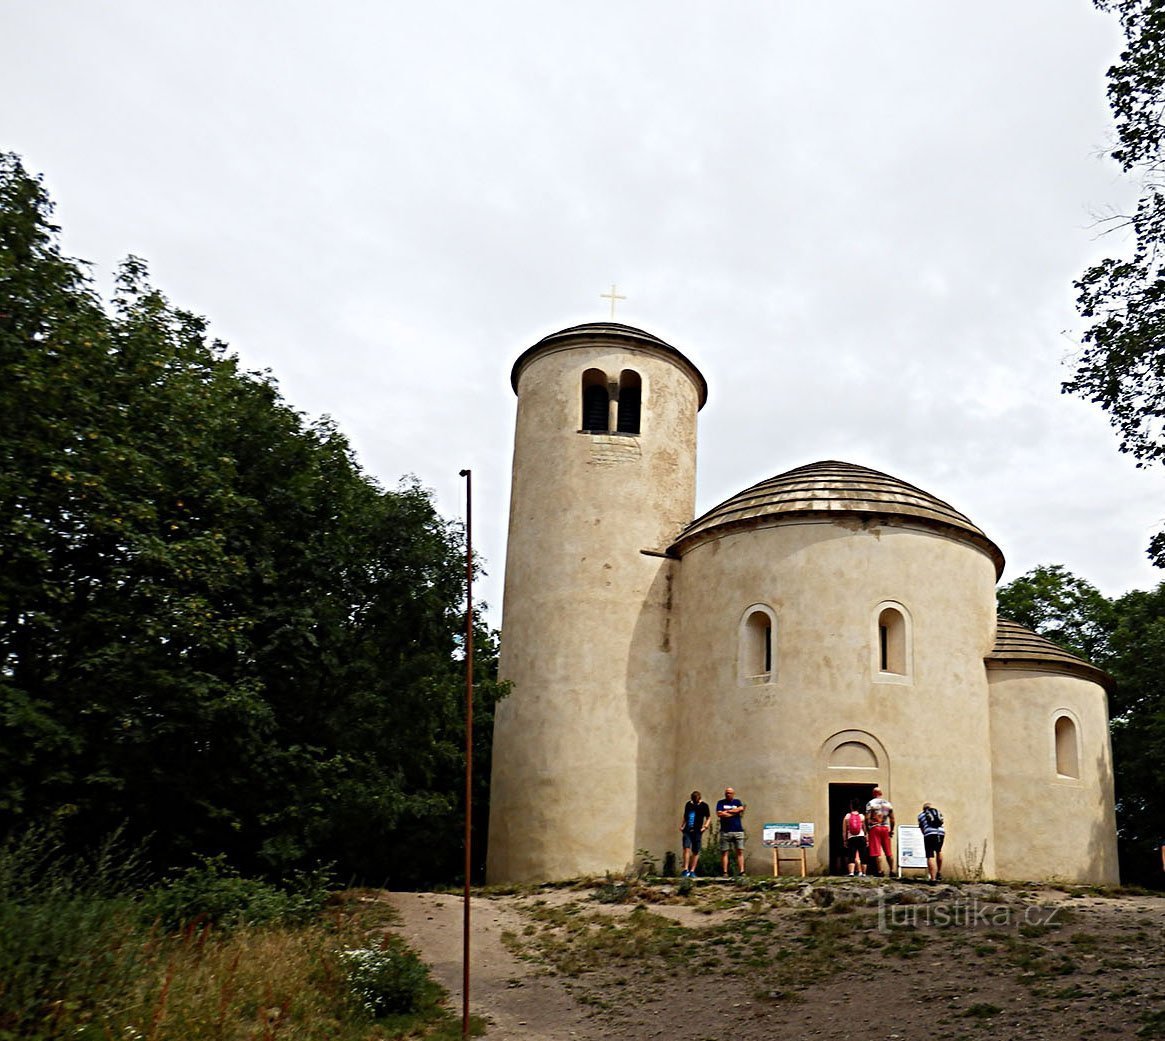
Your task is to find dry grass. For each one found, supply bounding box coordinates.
[112,922,355,1040]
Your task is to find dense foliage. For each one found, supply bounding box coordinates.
[0,153,503,886]
[998,566,1165,885]
[1065,0,1165,561]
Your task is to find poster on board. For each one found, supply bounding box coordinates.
[763,822,815,848]
[763,822,801,848]
[896,825,927,871]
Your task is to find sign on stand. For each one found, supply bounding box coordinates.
[763,822,815,877]
[896,825,927,875]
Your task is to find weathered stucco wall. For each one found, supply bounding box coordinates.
[487,334,701,882]
[987,668,1118,883]
[671,518,1000,877]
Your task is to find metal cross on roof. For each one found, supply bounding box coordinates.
[600,283,626,319]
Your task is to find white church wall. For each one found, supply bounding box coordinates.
[671,517,999,877]
[987,669,1119,884]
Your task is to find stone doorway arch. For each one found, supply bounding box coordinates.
[820,730,890,874]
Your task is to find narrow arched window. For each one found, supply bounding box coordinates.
[1055,715,1079,779]
[873,602,911,680]
[581,369,609,432]
[738,605,776,685]
[616,369,642,434]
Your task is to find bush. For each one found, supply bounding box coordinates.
[140,854,333,932]
[340,935,440,1017]
[697,831,723,877]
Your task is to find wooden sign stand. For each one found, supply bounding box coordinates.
[771,846,807,877]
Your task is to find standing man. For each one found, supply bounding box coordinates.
[865,786,895,877]
[717,786,746,877]
[918,802,945,882]
[679,790,711,878]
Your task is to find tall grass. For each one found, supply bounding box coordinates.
[0,826,150,1038]
[0,830,471,1040]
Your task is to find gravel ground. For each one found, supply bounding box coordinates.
[386,878,1165,1041]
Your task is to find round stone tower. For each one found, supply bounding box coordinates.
[486,322,706,882]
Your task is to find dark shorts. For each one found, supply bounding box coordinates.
[720,830,745,852]
[682,831,703,852]
[924,833,945,856]
[846,835,868,863]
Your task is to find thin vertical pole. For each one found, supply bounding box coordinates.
[458,469,473,1039]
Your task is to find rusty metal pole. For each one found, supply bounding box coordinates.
[458,469,473,1039]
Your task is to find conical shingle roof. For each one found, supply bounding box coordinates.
[670,460,1004,575]
[986,618,1112,689]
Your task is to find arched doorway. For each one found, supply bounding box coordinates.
[820,730,889,875]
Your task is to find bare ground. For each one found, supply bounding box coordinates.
[385,878,1165,1041]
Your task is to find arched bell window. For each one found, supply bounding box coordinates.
[616,370,641,434]
[581,368,609,432]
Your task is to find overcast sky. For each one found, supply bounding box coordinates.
[4,0,1161,625]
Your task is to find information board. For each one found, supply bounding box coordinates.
[763,822,815,848]
[896,825,927,872]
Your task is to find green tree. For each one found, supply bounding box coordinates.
[1105,583,1165,884]
[996,564,1116,661]
[0,154,504,885]
[1065,1,1165,562]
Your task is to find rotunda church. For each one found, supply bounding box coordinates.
[486,322,1118,884]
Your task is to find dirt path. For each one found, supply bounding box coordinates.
[388,880,1165,1041]
[386,891,596,1040]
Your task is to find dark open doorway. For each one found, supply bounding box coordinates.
[828,782,878,874]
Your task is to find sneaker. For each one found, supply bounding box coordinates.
[935,874,943,881]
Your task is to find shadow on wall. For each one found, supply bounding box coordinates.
[1084,744,1120,885]
[626,557,680,874]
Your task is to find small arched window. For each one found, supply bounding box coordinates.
[738,605,776,685]
[616,370,642,434]
[873,602,911,681]
[1054,715,1080,779]
[581,369,609,432]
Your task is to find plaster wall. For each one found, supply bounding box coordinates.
[487,339,700,882]
[987,669,1118,883]
[671,518,999,877]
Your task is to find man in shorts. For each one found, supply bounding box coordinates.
[716,786,746,877]
[679,790,711,877]
[865,787,895,877]
[918,802,945,882]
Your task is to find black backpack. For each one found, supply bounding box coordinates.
[924,807,943,829]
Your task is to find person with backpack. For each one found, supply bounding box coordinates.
[918,802,945,882]
[842,799,868,876]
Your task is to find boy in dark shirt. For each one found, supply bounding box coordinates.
[680,790,711,877]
